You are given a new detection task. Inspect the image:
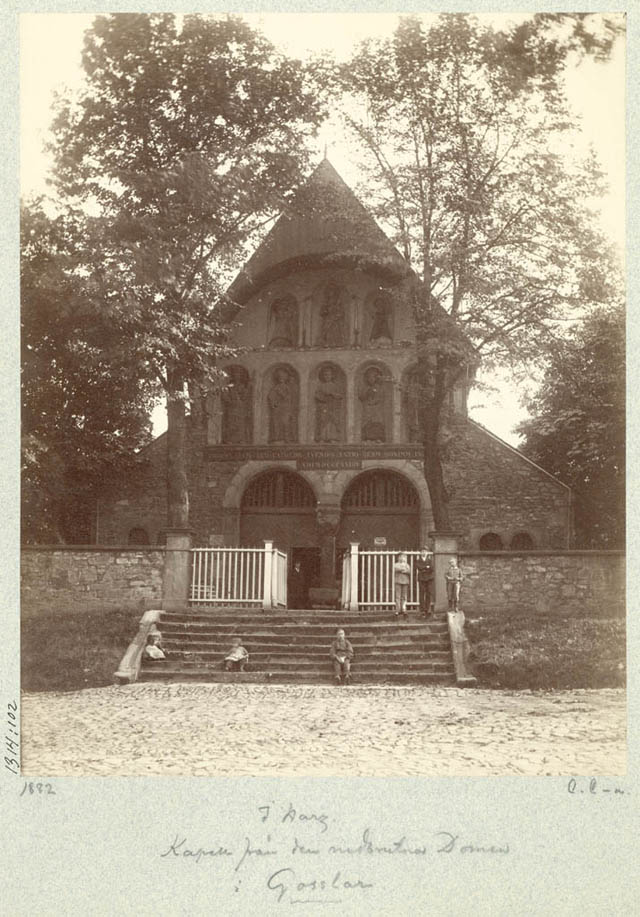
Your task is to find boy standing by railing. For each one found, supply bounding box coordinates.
[394,552,411,616]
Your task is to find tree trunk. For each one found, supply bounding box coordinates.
[166,369,189,529]
[420,358,452,530]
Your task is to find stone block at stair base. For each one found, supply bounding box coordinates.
[308,587,339,609]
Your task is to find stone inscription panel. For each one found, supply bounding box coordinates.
[207,445,422,466]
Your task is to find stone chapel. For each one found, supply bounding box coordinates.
[96,159,572,595]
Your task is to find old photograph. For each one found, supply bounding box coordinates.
[19,12,625,777]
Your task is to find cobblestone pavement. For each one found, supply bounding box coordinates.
[21,684,626,777]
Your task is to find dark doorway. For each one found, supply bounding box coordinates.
[289,547,321,608]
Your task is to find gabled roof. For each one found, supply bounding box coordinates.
[228,158,411,303]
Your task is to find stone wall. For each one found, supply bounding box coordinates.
[458,551,625,617]
[445,420,571,550]
[21,547,165,617]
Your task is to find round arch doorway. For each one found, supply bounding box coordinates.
[239,469,321,597]
[338,469,420,552]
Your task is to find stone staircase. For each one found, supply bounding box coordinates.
[139,607,456,685]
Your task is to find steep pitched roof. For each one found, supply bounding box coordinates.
[229,158,411,303]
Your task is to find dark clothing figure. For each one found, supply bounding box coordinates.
[288,563,307,609]
[330,634,354,684]
[415,553,434,616]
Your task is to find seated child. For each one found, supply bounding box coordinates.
[143,632,166,662]
[224,637,249,672]
[330,628,354,684]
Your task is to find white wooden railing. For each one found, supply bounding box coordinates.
[342,544,423,611]
[190,540,286,609]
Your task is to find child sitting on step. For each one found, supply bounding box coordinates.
[224,637,249,672]
[143,632,166,662]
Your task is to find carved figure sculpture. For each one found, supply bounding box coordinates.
[359,366,387,442]
[267,368,297,442]
[319,283,346,347]
[314,365,343,443]
[369,294,393,345]
[222,372,251,444]
[268,295,297,348]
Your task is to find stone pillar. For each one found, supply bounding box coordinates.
[349,542,360,611]
[429,531,460,613]
[163,529,192,611]
[310,506,341,607]
[262,539,273,610]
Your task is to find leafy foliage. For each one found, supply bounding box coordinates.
[338,14,621,527]
[21,202,156,543]
[42,13,326,529]
[517,305,625,546]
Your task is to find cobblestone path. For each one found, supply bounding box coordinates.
[21,684,626,777]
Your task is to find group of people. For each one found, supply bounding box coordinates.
[392,547,462,617]
[143,550,464,683]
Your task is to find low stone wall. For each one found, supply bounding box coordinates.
[458,551,625,617]
[21,547,165,617]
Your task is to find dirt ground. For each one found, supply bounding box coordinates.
[20,683,626,777]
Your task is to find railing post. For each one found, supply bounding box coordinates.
[262,540,273,610]
[349,542,359,611]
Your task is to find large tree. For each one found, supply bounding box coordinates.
[517,304,625,547]
[338,13,621,529]
[47,13,326,528]
[21,201,156,543]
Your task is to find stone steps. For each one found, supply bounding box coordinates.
[139,607,455,686]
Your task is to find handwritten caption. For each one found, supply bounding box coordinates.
[4,700,19,775]
[160,802,510,906]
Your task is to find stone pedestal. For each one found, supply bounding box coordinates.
[429,531,460,613]
[163,529,192,611]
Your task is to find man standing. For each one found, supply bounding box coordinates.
[415,547,434,617]
[288,560,307,609]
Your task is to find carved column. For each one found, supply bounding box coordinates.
[309,505,341,607]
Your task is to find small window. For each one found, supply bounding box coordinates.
[510,532,534,550]
[479,532,503,551]
[128,527,150,545]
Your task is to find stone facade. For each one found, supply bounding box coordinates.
[95,160,572,592]
[21,548,165,617]
[458,551,624,617]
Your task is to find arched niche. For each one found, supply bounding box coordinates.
[128,527,150,546]
[510,532,535,550]
[311,362,346,444]
[268,293,298,348]
[355,362,393,443]
[221,365,253,444]
[264,363,299,444]
[364,289,394,347]
[480,532,504,551]
[316,280,348,347]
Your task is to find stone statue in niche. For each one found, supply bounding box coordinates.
[405,371,423,443]
[314,365,344,443]
[221,371,252,444]
[359,366,387,442]
[319,283,346,347]
[267,367,297,443]
[368,294,393,345]
[268,295,297,348]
